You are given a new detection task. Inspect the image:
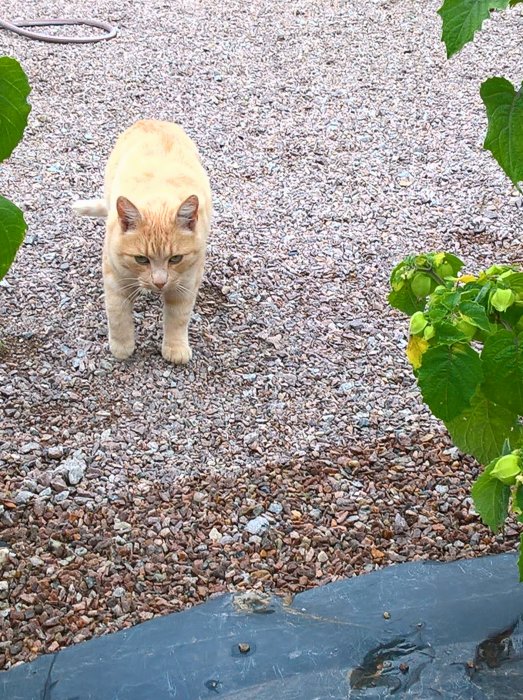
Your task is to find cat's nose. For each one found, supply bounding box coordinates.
[154,280,166,290]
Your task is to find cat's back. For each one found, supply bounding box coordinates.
[105,120,209,197]
[112,119,199,160]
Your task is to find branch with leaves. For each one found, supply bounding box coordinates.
[389,253,523,580]
[0,57,31,280]
[437,0,523,190]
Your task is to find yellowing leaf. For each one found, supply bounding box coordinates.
[406,336,429,370]
[459,274,477,283]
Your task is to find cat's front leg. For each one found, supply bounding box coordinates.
[104,276,136,360]
[162,293,196,365]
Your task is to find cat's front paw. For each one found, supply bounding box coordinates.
[109,339,135,360]
[162,342,192,365]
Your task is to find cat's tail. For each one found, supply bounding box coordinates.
[71,198,108,218]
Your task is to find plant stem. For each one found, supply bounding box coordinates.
[417,266,445,287]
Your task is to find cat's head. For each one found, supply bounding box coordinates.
[109,195,204,292]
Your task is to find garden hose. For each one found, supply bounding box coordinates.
[0,17,118,44]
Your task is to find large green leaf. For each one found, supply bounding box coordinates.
[0,195,26,279]
[438,0,509,58]
[432,321,470,344]
[447,389,520,463]
[471,460,510,532]
[388,286,425,317]
[480,77,523,189]
[481,330,523,414]
[0,56,31,163]
[418,344,483,422]
[459,301,491,332]
[501,272,523,295]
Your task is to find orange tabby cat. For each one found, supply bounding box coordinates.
[72,119,212,364]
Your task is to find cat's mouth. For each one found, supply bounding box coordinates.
[138,285,164,297]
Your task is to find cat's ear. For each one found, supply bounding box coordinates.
[116,196,141,232]
[175,195,199,232]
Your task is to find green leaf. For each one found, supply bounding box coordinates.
[471,460,510,532]
[447,389,520,463]
[0,195,26,279]
[480,77,523,189]
[388,286,425,317]
[501,272,523,295]
[0,56,31,163]
[436,291,462,310]
[515,484,523,512]
[459,301,491,331]
[433,321,470,344]
[481,330,523,414]
[426,290,462,325]
[519,535,523,582]
[418,344,483,422]
[442,253,465,275]
[428,305,450,324]
[438,0,509,58]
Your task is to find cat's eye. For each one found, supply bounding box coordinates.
[169,255,183,264]
[134,255,149,265]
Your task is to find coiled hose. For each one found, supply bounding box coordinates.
[0,17,118,44]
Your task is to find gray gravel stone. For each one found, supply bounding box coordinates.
[0,548,10,566]
[21,479,38,493]
[14,491,34,505]
[20,442,41,454]
[61,454,87,486]
[49,539,65,556]
[244,516,270,535]
[47,446,64,459]
[29,556,44,568]
[394,514,408,533]
[209,527,221,542]
[54,490,70,503]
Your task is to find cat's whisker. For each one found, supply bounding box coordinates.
[121,286,142,309]
[174,283,192,298]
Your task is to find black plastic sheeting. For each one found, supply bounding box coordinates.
[1,553,523,699]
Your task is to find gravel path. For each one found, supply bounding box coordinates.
[1,0,522,670]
